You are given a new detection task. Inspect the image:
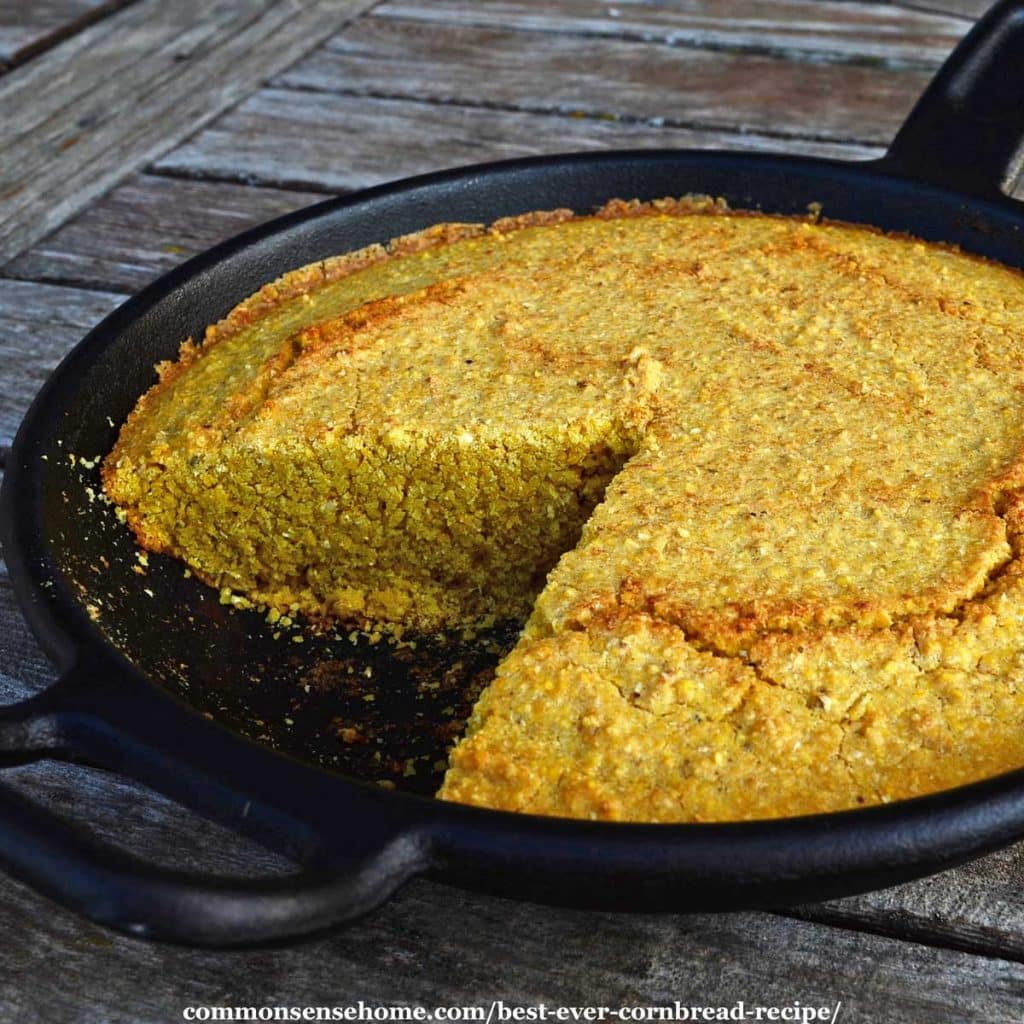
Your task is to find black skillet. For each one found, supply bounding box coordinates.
[4,0,1024,948]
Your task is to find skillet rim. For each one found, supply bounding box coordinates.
[6,145,1024,837]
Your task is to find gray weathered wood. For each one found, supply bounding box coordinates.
[374,0,969,68]
[0,563,57,702]
[156,88,882,193]
[793,843,1024,962]
[0,861,1023,1022]
[894,0,988,17]
[3,174,323,293]
[1,760,294,878]
[797,759,1024,961]
[275,15,934,145]
[0,0,125,69]
[0,0,376,265]
[0,279,125,457]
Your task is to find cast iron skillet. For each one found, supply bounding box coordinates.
[3,1,1024,948]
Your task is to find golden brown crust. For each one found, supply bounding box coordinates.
[105,192,1024,499]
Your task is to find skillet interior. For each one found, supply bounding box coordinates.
[25,151,1024,797]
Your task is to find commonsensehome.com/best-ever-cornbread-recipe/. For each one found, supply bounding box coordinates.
[102,196,1024,824]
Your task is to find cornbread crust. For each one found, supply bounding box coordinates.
[103,198,1024,821]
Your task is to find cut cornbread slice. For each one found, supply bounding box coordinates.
[439,603,1024,820]
[444,496,1024,818]
[438,613,857,821]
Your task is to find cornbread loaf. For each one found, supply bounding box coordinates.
[103,198,1024,821]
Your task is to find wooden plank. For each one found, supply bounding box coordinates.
[3,174,323,293]
[0,0,127,69]
[895,1,987,17]
[0,564,57,703]
[0,854,1023,1020]
[277,16,934,146]
[0,0,377,266]
[155,88,881,193]
[373,0,970,68]
[793,844,1024,962]
[1,760,292,877]
[0,279,125,457]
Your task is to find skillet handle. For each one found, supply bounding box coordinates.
[0,779,425,946]
[0,660,430,946]
[884,0,1024,200]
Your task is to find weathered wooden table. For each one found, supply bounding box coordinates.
[3,1,1024,1020]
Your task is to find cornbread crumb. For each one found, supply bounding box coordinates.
[103,198,1024,821]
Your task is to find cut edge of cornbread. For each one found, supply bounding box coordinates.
[103,196,737,633]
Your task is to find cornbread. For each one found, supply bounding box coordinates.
[103,198,1024,821]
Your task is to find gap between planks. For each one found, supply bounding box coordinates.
[0,0,136,73]
[0,0,380,266]
[151,87,884,197]
[785,892,1024,967]
[274,15,939,148]
[371,0,972,69]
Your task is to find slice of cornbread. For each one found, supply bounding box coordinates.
[438,612,857,821]
[104,199,1024,821]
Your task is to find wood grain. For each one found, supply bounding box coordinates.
[276,15,934,145]
[0,0,376,265]
[373,0,970,68]
[795,845,1024,962]
[0,0,126,69]
[0,279,124,458]
[155,88,881,193]
[0,564,57,702]
[3,174,323,293]
[0,843,1023,1022]
[901,0,989,17]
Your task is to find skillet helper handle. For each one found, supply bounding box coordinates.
[0,780,423,946]
[885,0,1024,200]
[0,665,428,946]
